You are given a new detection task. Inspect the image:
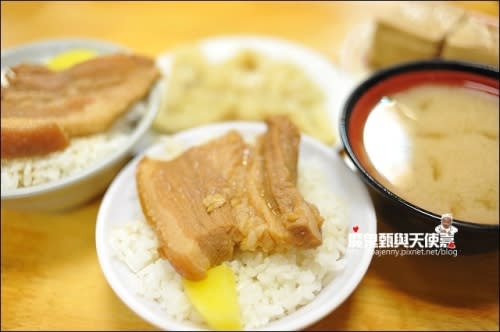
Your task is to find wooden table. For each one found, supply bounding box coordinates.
[1,1,499,330]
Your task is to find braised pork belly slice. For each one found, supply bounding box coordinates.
[137,131,245,280]
[1,54,159,158]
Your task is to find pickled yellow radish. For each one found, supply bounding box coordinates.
[183,264,242,330]
[46,49,97,71]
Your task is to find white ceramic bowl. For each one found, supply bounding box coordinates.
[1,38,162,211]
[96,122,376,331]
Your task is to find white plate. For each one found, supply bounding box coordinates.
[96,122,376,331]
[156,35,357,148]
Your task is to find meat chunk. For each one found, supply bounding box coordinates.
[262,116,323,247]
[137,131,246,280]
[1,54,159,158]
[232,116,323,252]
[1,119,69,158]
[136,116,324,280]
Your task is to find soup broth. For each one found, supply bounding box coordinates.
[363,84,499,224]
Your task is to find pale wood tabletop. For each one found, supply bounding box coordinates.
[1,1,499,331]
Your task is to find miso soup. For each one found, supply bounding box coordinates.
[363,84,499,224]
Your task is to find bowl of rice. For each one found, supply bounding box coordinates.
[96,122,376,331]
[1,39,162,211]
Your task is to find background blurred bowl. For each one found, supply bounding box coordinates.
[339,60,499,253]
[156,35,357,148]
[1,38,162,211]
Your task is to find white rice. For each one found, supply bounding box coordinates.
[109,149,348,330]
[0,103,145,193]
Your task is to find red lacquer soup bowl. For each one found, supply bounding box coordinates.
[339,60,499,253]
